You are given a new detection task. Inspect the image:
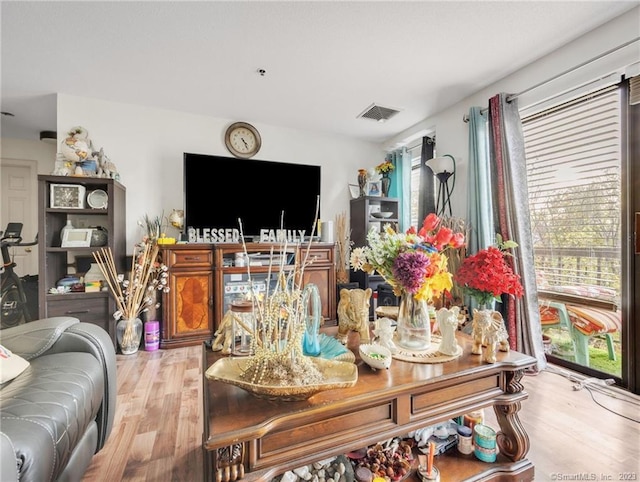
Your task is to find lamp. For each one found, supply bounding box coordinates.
[39,130,57,144]
[426,154,456,216]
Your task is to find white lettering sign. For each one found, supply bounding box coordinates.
[259,229,306,243]
[187,227,241,243]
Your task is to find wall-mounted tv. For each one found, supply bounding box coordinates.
[183,153,321,240]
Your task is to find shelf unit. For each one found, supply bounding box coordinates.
[349,196,399,317]
[349,196,400,248]
[37,175,126,346]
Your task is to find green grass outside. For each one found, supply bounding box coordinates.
[542,327,621,377]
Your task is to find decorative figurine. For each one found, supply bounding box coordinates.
[372,317,397,354]
[337,288,372,344]
[471,308,509,363]
[436,306,461,356]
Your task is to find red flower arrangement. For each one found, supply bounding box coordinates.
[454,242,524,307]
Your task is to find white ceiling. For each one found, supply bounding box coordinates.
[2,1,639,145]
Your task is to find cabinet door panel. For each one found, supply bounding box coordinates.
[169,270,213,339]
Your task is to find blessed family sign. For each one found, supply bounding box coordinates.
[187,227,309,243]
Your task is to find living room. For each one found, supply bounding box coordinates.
[1,2,639,482]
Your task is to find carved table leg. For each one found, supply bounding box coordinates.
[213,443,245,482]
[493,369,530,462]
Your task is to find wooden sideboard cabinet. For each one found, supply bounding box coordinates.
[160,242,336,348]
[160,245,214,348]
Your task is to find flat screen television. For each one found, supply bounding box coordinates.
[183,153,321,240]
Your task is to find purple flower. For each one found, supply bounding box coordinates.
[392,251,431,294]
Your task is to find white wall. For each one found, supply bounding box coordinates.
[384,6,639,219]
[0,138,57,174]
[56,96,384,248]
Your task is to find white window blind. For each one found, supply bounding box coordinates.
[523,85,621,303]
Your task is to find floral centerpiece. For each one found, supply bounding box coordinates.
[92,215,169,354]
[350,213,465,349]
[454,235,524,307]
[375,160,395,177]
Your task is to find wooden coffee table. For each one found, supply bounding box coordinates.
[202,327,537,481]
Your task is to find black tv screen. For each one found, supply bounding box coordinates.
[183,153,321,241]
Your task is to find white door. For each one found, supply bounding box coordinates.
[0,160,38,276]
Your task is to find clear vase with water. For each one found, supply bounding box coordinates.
[396,293,431,350]
[116,317,143,355]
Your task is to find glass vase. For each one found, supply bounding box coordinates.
[381,173,391,197]
[396,293,431,350]
[116,317,143,355]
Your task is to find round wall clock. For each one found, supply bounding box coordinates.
[224,122,261,158]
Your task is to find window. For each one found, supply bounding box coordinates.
[523,85,622,305]
[408,144,422,227]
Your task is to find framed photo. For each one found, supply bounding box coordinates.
[51,184,86,209]
[61,228,93,247]
[367,181,382,197]
[348,184,360,199]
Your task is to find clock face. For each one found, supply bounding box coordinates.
[51,184,85,209]
[225,122,261,158]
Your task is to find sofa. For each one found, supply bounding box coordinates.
[0,317,116,481]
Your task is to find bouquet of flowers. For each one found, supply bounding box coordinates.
[375,160,395,176]
[454,236,524,306]
[350,213,465,302]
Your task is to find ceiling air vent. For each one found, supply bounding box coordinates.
[357,103,401,123]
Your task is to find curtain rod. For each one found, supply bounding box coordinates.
[463,36,640,122]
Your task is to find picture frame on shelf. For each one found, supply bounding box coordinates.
[348,184,360,199]
[61,228,93,247]
[50,184,86,209]
[367,181,382,197]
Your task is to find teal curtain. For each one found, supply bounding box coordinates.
[467,107,493,255]
[465,107,494,315]
[386,147,411,231]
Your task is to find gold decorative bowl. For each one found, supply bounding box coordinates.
[205,356,358,401]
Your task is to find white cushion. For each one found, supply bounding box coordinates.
[0,344,30,383]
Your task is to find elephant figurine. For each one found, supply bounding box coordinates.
[337,288,372,345]
[471,308,510,363]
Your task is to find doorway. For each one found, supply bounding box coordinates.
[0,159,39,276]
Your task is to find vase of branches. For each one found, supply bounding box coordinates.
[93,214,169,355]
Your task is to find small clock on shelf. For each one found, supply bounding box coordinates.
[50,184,86,209]
[87,189,108,209]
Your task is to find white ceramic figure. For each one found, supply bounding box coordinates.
[372,317,397,354]
[436,306,461,356]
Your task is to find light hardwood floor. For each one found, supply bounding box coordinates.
[83,347,640,482]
